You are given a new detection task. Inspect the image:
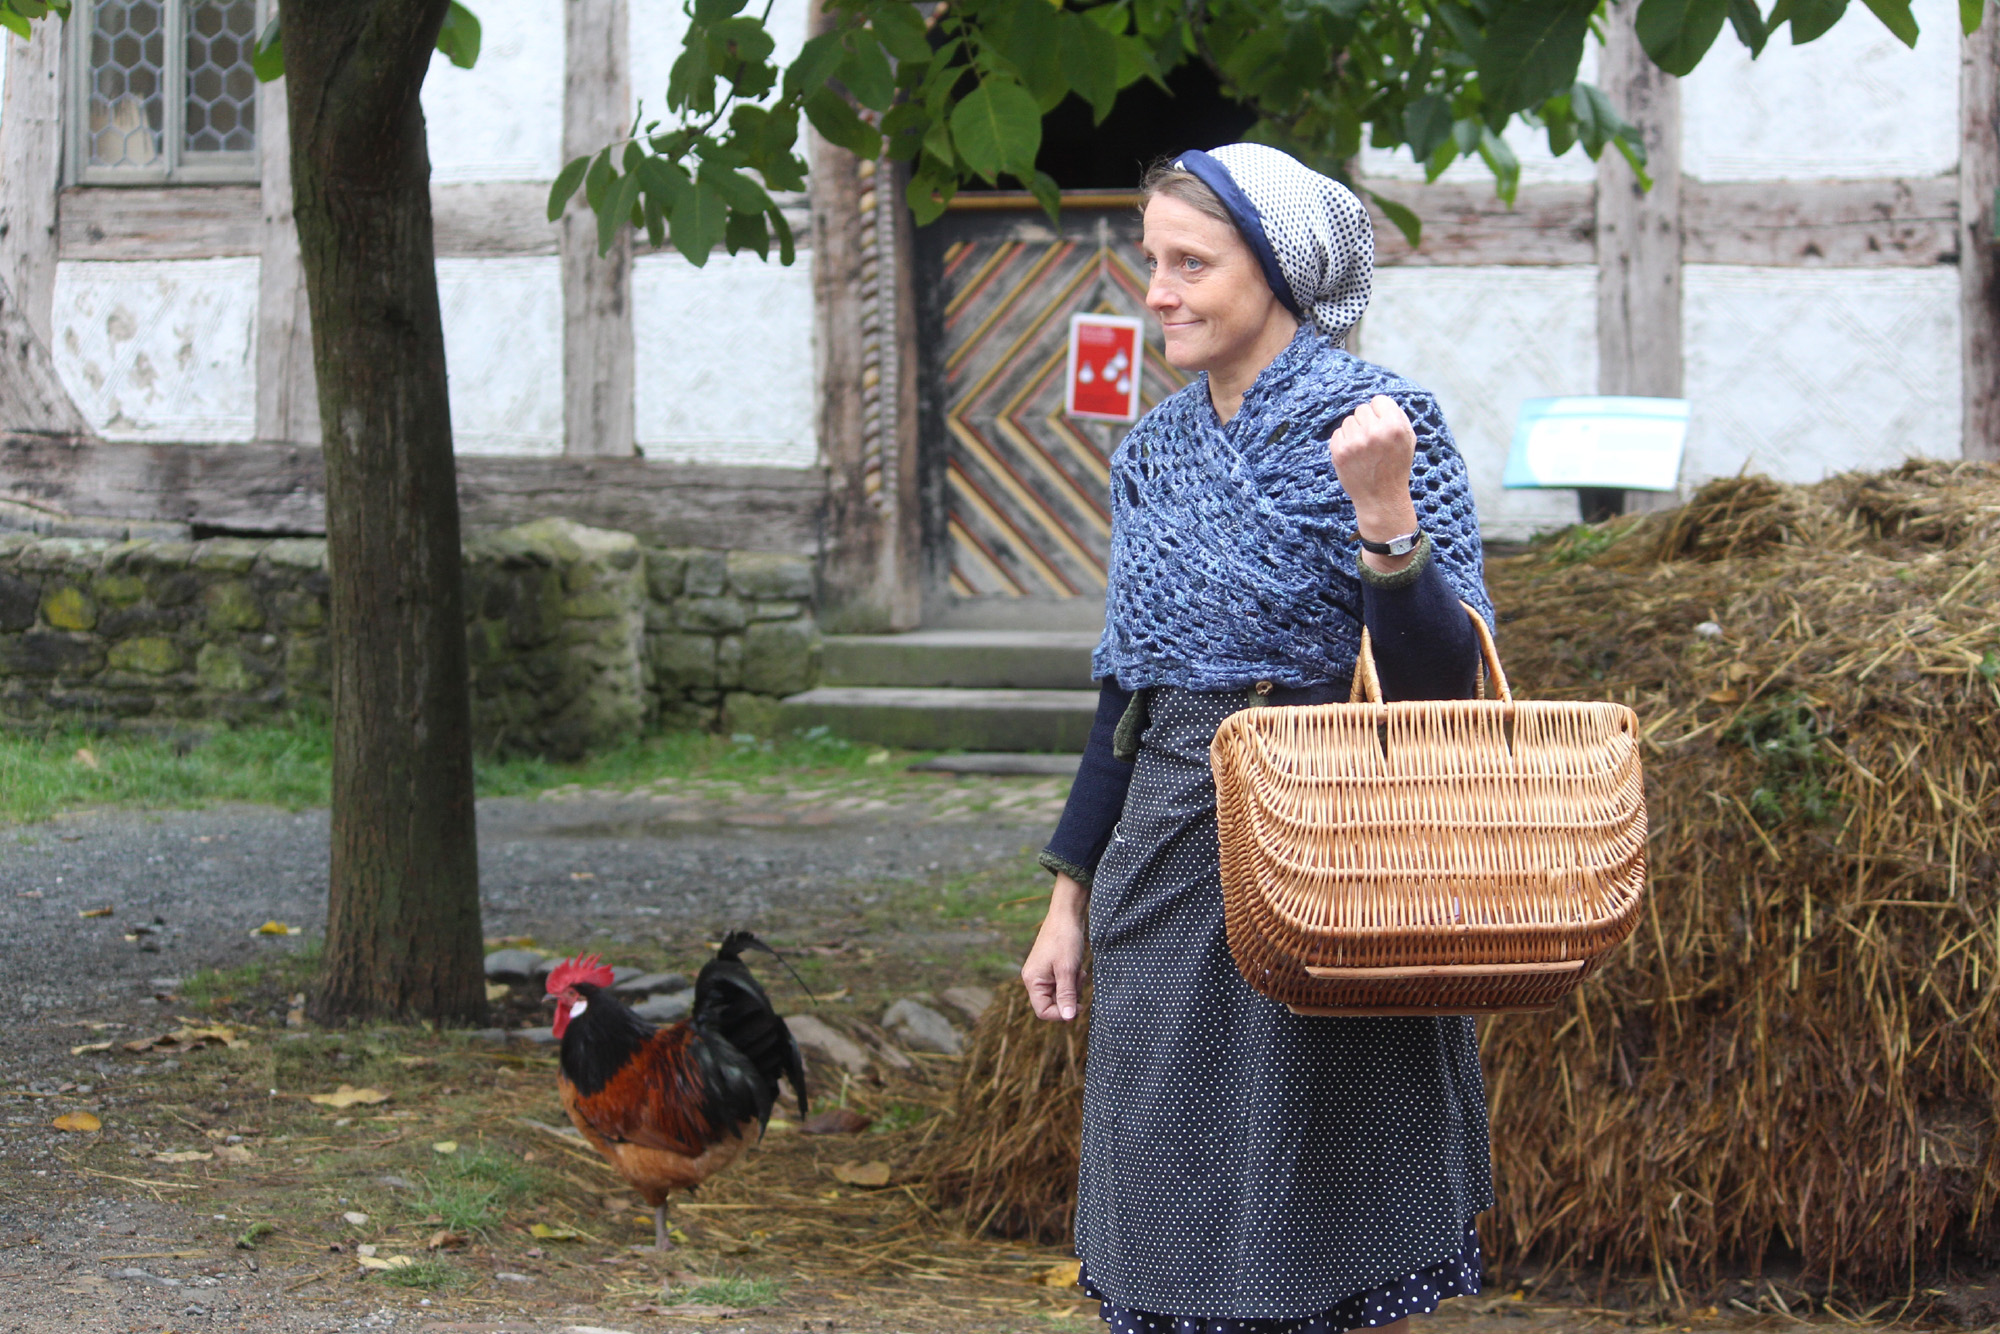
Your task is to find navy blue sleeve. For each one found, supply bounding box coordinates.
[1360,542,1482,703]
[1038,679,1135,885]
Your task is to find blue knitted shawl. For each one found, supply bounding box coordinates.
[1093,328,1492,693]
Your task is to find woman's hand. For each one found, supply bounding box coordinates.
[1022,873,1088,1022]
[1329,395,1421,573]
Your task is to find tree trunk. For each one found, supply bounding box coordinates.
[282,0,485,1024]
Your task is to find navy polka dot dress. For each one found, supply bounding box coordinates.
[1076,686,1494,1325]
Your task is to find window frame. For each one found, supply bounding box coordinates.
[67,0,265,187]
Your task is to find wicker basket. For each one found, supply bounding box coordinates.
[1211,603,1647,1016]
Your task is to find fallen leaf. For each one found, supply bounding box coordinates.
[569,870,595,881]
[394,1056,433,1068]
[830,1160,891,1188]
[213,1144,255,1164]
[169,1024,244,1049]
[1038,1259,1082,1288]
[73,746,99,770]
[254,921,301,936]
[78,906,113,919]
[307,1085,390,1109]
[51,1112,101,1133]
[485,935,537,948]
[426,1229,469,1251]
[484,982,510,1002]
[69,1042,112,1056]
[355,1254,415,1271]
[528,1222,584,1241]
[431,1140,458,1155]
[800,1108,872,1136]
[152,1150,213,1163]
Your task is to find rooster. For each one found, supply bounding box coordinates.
[545,933,809,1248]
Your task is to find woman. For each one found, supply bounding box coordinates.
[1020,143,1496,1334]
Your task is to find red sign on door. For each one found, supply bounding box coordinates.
[1065,314,1145,422]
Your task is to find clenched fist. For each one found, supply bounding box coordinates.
[1329,394,1421,572]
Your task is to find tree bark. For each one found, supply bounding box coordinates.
[282,0,485,1024]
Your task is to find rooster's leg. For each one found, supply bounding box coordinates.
[654,1201,674,1251]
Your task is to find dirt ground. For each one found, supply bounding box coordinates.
[0,771,1989,1333]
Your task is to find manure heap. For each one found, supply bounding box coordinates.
[924,459,2000,1298]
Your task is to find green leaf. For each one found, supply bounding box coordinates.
[0,7,29,37]
[871,2,934,63]
[669,41,717,112]
[1787,0,1847,41]
[583,149,615,210]
[1367,190,1422,248]
[1478,0,1596,115]
[803,87,884,158]
[599,170,641,255]
[1964,0,1984,35]
[725,208,771,259]
[983,0,1066,110]
[1058,11,1121,123]
[1636,0,1730,74]
[948,78,1042,182]
[1403,94,1453,164]
[734,104,807,190]
[1543,97,1578,156]
[709,16,778,66]
[701,163,774,213]
[695,0,749,20]
[547,155,591,221]
[1857,0,1918,43]
[643,189,668,249]
[784,30,848,98]
[922,116,954,165]
[252,14,284,81]
[435,1,481,69]
[1477,125,1521,204]
[1029,169,1062,223]
[1727,0,1771,52]
[906,168,956,223]
[839,32,897,110]
[769,206,797,265]
[670,180,730,265]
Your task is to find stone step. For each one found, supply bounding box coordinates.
[778,686,1098,752]
[822,629,1099,690]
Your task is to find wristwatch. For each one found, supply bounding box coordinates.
[1357,528,1422,557]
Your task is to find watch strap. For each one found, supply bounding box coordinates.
[1357,528,1422,557]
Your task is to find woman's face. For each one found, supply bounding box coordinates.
[1141,194,1291,375]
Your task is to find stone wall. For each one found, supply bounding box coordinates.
[0,518,819,757]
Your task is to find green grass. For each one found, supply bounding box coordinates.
[417,1147,535,1234]
[376,1256,465,1291]
[0,716,926,825]
[676,1275,784,1306]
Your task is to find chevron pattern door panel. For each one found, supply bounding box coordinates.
[934,209,1186,600]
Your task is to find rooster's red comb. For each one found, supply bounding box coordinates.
[545,953,615,994]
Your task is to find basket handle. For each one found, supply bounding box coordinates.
[1349,601,1511,705]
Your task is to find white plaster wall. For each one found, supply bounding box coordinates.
[630,0,812,125]
[424,0,565,183]
[1361,266,1600,540]
[1361,46,1599,187]
[436,256,565,456]
[1681,266,1960,483]
[51,258,259,442]
[1681,0,1958,180]
[632,249,817,467]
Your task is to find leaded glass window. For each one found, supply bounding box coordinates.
[74,0,259,182]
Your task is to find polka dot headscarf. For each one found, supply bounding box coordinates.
[1174,143,1374,343]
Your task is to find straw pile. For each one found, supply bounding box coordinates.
[922,459,2000,1296]
[922,978,1089,1244]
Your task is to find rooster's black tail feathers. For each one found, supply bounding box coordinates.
[695,934,810,1122]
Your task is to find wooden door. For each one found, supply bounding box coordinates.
[916,201,1186,611]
